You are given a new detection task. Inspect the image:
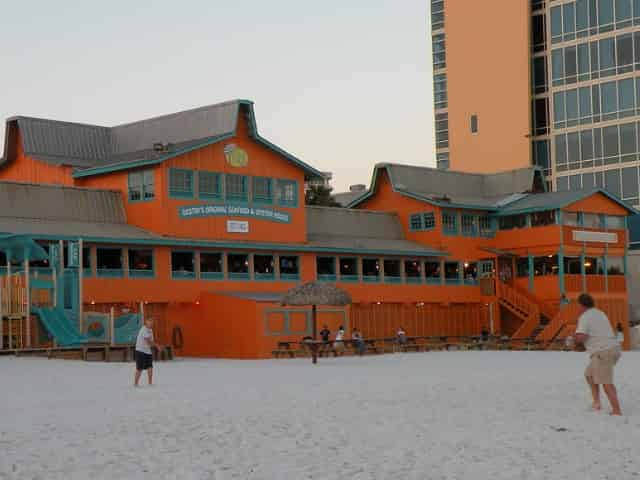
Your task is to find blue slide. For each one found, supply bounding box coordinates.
[114,313,141,345]
[32,306,90,346]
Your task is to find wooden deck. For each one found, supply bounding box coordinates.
[0,344,174,362]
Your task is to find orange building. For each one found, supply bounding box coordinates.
[0,100,635,357]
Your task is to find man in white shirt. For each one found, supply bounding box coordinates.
[574,293,622,415]
[134,317,160,387]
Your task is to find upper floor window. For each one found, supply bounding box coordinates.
[442,211,457,234]
[277,180,298,207]
[499,214,527,230]
[169,168,194,199]
[431,0,444,31]
[605,215,625,229]
[461,214,477,236]
[198,171,222,200]
[226,174,248,202]
[478,215,494,237]
[128,170,154,202]
[409,212,436,231]
[470,115,478,134]
[253,177,273,204]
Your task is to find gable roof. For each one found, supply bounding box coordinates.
[347,163,542,210]
[496,189,638,216]
[0,100,323,179]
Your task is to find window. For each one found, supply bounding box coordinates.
[169,168,194,199]
[463,262,477,285]
[605,215,625,228]
[470,115,478,134]
[607,256,624,274]
[279,256,299,281]
[599,38,616,75]
[564,211,581,226]
[461,215,477,236]
[228,253,249,280]
[534,98,549,135]
[532,14,546,53]
[198,172,221,200]
[616,0,633,27]
[551,6,563,42]
[444,261,460,285]
[600,0,615,27]
[533,56,547,94]
[410,212,435,231]
[533,255,558,276]
[97,248,123,278]
[617,33,633,71]
[252,177,273,204]
[171,251,195,279]
[564,256,582,274]
[384,259,402,283]
[499,215,527,230]
[423,212,436,229]
[603,125,619,162]
[200,252,223,280]
[620,122,636,160]
[584,257,604,274]
[339,257,358,281]
[563,2,576,40]
[405,260,422,283]
[128,170,154,202]
[577,0,589,35]
[531,210,556,226]
[226,174,248,202]
[479,216,494,237]
[410,214,423,231]
[277,179,298,207]
[82,247,91,276]
[437,152,450,170]
[533,140,550,175]
[605,168,621,197]
[362,258,381,282]
[425,260,441,284]
[128,249,154,278]
[442,211,457,234]
[433,73,448,109]
[432,33,446,70]
[431,0,444,31]
[435,112,449,149]
[582,212,601,228]
[254,254,275,280]
[317,257,336,281]
[517,258,529,277]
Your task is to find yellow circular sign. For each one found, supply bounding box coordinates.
[224,144,248,167]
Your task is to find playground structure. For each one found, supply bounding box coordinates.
[0,235,151,360]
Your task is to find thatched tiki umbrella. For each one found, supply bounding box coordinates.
[281,282,352,364]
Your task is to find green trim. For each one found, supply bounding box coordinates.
[168,168,195,199]
[406,276,422,284]
[252,177,273,205]
[255,272,276,281]
[201,271,224,280]
[225,174,249,203]
[127,170,155,203]
[409,212,436,231]
[277,179,298,207]
[97,268,124,278]
[384,276,402,284]
[129,269,154,279]
[72,134,235,178]
[198,171,222,201]
[442,210,458,236]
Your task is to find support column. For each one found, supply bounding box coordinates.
[604,244,609,293]
[580,245,586,293]
[24,247,31,347]
[110,306,115,347]
[558,251,565,295]
[78,239,84,335]
[528,254,534,292]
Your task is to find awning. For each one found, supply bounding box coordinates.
[479,247,519,258]
[0,234,49,262]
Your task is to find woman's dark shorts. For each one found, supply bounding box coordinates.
[135,350,153,370]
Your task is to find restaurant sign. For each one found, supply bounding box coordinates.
[179,204,291,223]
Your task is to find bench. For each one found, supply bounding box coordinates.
[272,342,297,359]
[399,338,422,352]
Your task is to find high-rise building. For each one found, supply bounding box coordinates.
[430,0,640,207]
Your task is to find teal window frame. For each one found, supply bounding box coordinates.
[404,259,422,284]
[198,171,222,201]
[227,252,250,280]
[171,250,196,280]
[383,259,402,284]
[424,260,442,285]
[96,247,124,278]
[316,256,337,282]
[409,212,436,231]
[279,255,300,281]
[225,174,248,203]
[442,211,458,235]
[461,214,477,237]
[82,247,92,278]
[409,214,423,231]
[128,248,155,279]
[128,169,155,202]
[277,179,298,207]
[478,215,495,237]
[339,257,359,282]
[200,251,224,280]
[252,177,273,204]
[362,258,381,283]
[168,168,194,199]
[254,254,276,281]
[444,261,462,285]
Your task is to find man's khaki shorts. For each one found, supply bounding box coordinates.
[585,347,621,385]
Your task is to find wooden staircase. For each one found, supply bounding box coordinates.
[535,303,580,347]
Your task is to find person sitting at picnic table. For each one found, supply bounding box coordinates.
[396,327,407,345]
[351,328,366,355]
[319,325,331,356]
[481,327,489,342]
[334,325,346,355]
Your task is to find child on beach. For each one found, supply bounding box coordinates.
[134,317,161,387]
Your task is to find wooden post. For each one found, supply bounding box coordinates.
[78,239,84,334]
[109,306,115,346]
[140,301,145,324]
[0,283,3,350]
[24,247,31,347]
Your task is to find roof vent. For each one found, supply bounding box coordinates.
[349,184,367,192]
[153,142,174,153]
[434,195,451,203]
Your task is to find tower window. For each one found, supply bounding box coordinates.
[470,115,478,134]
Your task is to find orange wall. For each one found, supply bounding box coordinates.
[0,131,74,185]
[565,194,630,215]
[445,0,531,172]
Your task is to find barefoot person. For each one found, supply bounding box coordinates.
[574,293,622,415]
[134,317,161,387]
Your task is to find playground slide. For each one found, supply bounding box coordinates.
[32,307,89,347]
[113,313,141,345]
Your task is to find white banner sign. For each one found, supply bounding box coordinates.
[227,220,249,233]
[572,230,618,243]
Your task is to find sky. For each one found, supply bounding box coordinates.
[0,0,435,192]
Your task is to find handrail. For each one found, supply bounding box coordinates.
[511,283,559,321]
[496,282,538,319]
[536,303,580,343]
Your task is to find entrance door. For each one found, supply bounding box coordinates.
[478,260,495,278]
[498,257,514,284]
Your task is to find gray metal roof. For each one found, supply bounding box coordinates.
[306,206,445,256]
[1,100,322,178]
[384,163,539,208]
[0,181,158,240]
[332,191,365,207]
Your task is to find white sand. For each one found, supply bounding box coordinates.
[1,352,638,480]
